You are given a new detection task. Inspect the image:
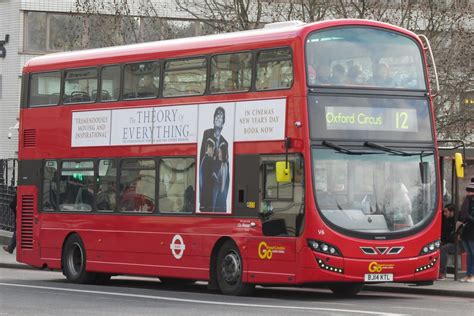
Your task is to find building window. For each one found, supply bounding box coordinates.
[24,11,203,53]
[48,13,84,51]
[24,11,47,52]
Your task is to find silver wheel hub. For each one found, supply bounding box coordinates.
[221,250,241,285]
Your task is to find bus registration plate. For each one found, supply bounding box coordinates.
[364,273,393,282]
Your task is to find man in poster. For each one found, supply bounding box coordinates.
[199,107,229,212]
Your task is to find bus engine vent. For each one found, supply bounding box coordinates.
[23,129,37,148]
[20,195,35,249]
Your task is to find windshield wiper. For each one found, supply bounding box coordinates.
[322,141,377,155]
[364,142,414,156]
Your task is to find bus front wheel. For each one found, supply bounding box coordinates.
[62,234,96,284]
[328,283,364,297]
[216,241,254,296]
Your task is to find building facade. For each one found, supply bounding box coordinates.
[0,0,205,159]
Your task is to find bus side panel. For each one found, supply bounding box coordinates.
[37,216,215,279]
[16,185,42,268]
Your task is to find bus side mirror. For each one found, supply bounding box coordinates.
[276,161,291,183]
[454,153,464,178]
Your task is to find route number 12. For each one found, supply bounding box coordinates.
[395,111,409,129]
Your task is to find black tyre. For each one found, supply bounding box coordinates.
[216,241,254,296]
[62,234,96,284]
[328,283,364,297]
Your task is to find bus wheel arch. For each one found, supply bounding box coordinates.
[214,239,255,296]
[61,233,96,284]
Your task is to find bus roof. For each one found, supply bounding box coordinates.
[23,19,420,73]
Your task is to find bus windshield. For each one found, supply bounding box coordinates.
[306,27,426,90]
[312,148,436,235]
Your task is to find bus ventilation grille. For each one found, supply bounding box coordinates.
[23,129,36,148]
[20,195,35,249]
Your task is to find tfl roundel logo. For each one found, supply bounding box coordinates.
[170,234,186,259]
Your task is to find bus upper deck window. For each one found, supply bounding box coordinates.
[306,27,426,90]
[163,57,207,97]
[210,52,252,94]
[28,71,61,107]
[63,68,98,104]
[101,65,121,102]
[256,48,293,91]
[123,61,160,100]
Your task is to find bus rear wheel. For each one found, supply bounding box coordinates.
[216,241,254,296]
[62,234,96,284]
[328,283,364,297]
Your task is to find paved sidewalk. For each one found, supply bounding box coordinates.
[364,277,474,298]
[1,233,473,298]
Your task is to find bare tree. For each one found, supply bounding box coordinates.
[175,0,473,144]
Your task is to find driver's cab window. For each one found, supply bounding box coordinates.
[260,154,304,237]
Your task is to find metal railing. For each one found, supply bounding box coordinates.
[0,159,17,231]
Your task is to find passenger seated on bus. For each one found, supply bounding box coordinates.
[97,183,116,211]
[75,185,93,211]
[330,64,346,84]
[315,64,331,84]
[372,63,394,87]
[223,78,238,92]
[347,65,363,85]
[183,185,195,212]
[138,74,157,97]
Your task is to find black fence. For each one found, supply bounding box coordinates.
[0,159,17,232]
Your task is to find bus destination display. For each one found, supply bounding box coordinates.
[325,106,418,132]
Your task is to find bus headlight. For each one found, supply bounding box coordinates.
[419,240,440,256]
[307,239,341,256]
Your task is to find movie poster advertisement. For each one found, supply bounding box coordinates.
[196,102,235,213]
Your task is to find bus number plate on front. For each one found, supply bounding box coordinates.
[364,274,393,282]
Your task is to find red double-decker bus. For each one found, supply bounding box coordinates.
[16,19,447,296]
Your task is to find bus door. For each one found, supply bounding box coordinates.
[234,154,304,284]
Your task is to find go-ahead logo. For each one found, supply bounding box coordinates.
[368,261,394,273]
[258,241,286,260]
[170,234,186,259]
